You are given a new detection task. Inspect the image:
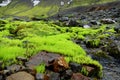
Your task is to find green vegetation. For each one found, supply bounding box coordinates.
[0,19,116,78]
[81,67,89,76]
[35,63,45,73]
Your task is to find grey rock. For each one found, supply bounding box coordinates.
[49,72,60,80]
[69,62,82,73]
[6,71,35,80]
[64,69,73,79]
[36,73,44,80]
[7,64,22,73]
[90,20,101,25]
[101,18,116,24]
[71,73,90,80]
[59,17,69,22]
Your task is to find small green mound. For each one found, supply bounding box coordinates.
[24,34,86,56]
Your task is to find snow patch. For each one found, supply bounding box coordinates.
[67,0,73,5]
[31,0,40,6]
[0,0,11,7]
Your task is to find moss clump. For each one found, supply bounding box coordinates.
[85,38,100,47]
[24,34,86,57]
[0,46,25,66]
[35,64,46,73]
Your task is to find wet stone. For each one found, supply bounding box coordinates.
[49,72,60,80]
[26,51,69,72]
[59,17,69,22]
[25,51,61,68]
[69,62,82,73]
[22,68,36,76]
[36,73,44,80]
[6,71,35,80]
[63,69,73,79]
[100,18,116,24]
[71,73,90,80]
[7,64,22,73]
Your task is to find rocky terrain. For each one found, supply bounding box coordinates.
[50,1,120,80]
[0,0,120,80]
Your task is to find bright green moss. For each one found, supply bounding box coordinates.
[35,64,46,73]
[0,20,106,78]
[0,46,25,61]
[24,33,86,56]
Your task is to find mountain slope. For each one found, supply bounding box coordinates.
[0,0,117,18]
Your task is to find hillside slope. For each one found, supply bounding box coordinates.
[0,0,117,18]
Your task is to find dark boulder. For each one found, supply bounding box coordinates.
[69,62,82,73]
[62,69,73,80]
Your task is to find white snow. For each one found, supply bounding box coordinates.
[31,0,40,6]
[67,0,73,5]
[0,0,11,7]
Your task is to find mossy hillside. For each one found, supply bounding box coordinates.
[0,0,32,17]
[0,20,114,77]
[0,0,117,18]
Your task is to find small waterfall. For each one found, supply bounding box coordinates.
[0,0,11,7]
